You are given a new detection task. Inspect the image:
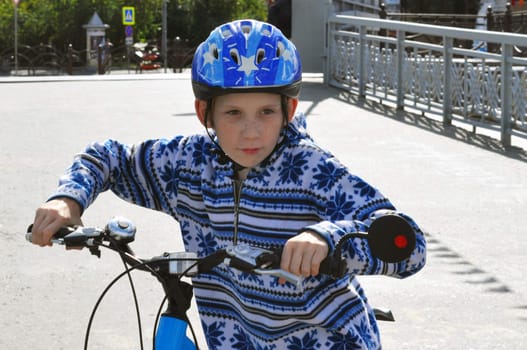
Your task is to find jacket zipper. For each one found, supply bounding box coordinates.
[233,179,243,245]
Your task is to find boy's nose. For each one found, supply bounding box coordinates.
[242,120,261,137]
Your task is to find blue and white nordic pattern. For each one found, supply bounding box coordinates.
[51,113,426,349]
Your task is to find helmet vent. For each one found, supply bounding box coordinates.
[230,48,240,65]
[256,48,265,64]
[221,29,233,39]
[241,23,252,34]
[210,43,219,59]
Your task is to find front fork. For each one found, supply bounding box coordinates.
[154,270,197,350]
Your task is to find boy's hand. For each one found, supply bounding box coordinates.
[280,231,329,282]
[30,198,82,247]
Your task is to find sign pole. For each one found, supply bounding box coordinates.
[162,0,168,73]
[14,0,19,75]
[122,6,135,73]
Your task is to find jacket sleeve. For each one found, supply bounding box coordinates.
[302,171,426,279]
[48,137,185,213]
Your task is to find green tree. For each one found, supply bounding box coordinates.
[166,0,267,49]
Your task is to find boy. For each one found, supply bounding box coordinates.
[30,20,426,349]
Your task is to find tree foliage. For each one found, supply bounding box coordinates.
[0,0,267,51]
[0,0,483,53]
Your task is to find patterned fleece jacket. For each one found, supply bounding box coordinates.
[50,113,426,350]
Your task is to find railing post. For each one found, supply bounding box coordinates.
[486,6,494,31]
[358,25,366,98]
[97,44,103,75]
[379,3,387,50]
[324,7,334,85]
[486,6,497,53]
[66,44,73,75]
[504,3,512,33]
[396,30,405,110]
[443,36,453,126]
[501,43,513,147]
[379,3,387,20]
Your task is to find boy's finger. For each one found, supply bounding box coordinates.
[310,249,327,276]
[280,245,292,272]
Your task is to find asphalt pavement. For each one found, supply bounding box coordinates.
[1,72,526,349]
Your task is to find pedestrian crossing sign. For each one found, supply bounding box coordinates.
[122,6,135,26]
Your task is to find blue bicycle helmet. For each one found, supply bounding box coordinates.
[191,19,302,100]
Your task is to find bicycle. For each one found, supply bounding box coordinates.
[26,214,416,350]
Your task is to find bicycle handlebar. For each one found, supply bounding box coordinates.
[25,217,306,287]
[26,215,415,348]
[26,214,416,286]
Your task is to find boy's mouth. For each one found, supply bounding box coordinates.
[241,148,260,155]
[241,147,260,155]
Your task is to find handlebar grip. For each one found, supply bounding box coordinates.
[25,224,34,242]
[25,224,76,243]
[319,255,346,279]
[272,247,346,279]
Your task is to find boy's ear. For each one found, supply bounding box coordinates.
[195,99,209,127]
[287,98,299,123]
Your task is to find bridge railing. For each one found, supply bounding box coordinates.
[325,14,527,147]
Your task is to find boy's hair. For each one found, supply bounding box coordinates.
[191,19,302,100]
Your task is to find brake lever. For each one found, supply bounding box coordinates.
[253,268,303,289]
[224,245,278,270]
[60,226,104,246]
[224,245,304,290]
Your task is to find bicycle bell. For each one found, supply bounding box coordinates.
[105,217,136,243]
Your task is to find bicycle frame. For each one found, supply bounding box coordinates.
[155,315,195,350]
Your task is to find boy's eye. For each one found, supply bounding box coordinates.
[261,108,277,115]
[225,109,241,116]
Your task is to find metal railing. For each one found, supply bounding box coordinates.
[0,42,195,76]
[325,14,527,147]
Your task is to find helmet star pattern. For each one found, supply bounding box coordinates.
[237,54,258,76]
[203,43,217,66]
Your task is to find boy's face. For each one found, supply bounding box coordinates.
[197,92,297,169]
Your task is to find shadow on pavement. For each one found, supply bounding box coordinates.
[303,83,527,163]
[425,232,527,323]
